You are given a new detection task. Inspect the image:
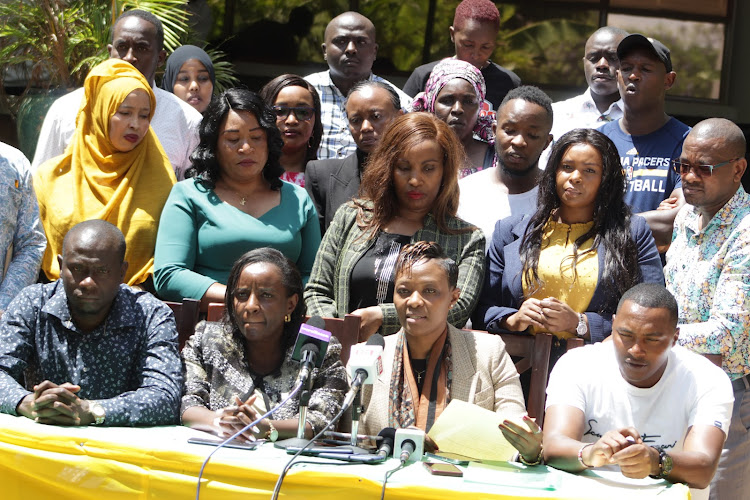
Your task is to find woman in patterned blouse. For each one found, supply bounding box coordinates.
[181,248,347,440]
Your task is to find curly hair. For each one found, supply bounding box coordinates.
[224,247,306,352]
[187,87,284,190]
[258,74,323,163]
[356,112,464,235]
[520,128,641,299]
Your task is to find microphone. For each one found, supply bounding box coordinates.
[376,427,396,459]
[342,334,385,410]
[292,316,332,385]
[394,428,424,463]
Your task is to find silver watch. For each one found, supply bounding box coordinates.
[576,313,587,337]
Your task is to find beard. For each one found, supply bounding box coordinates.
[497,155,540,178]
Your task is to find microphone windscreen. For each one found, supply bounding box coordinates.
[378,427,396,446]
[306,315,327,331]
[366,333,385,349]
[301,342,320,358]
[291,316,332,368]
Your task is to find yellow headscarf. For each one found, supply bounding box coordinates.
[34,59,176,285]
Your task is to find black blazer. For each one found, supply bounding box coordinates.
[305,152,362,234]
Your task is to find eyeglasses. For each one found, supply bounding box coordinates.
[670,158,740,177]
[272,105,315,122]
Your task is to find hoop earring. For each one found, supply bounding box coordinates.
[284,314,291,323]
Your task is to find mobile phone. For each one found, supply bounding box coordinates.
[423,451,471,465]
[188,436,260,450]
[423,461,463,477]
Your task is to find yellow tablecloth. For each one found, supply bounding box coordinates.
[0,414,689,499]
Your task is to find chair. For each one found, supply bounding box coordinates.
[566,337,585,350]
[495,331,553,423]
[164,298,201,351]
[206,302,224,322]
[205,302,362,365]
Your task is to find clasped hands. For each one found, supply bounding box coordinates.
[17,380,93,426]
[504,297,580,336]
[213,394,274,442]
[581,427,659,478]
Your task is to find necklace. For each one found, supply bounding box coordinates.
[413,368,426,384]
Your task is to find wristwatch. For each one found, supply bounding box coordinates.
[650,448,673,479]
[576,313,587,337]
[89,401,105,426]
[265,420,279,442]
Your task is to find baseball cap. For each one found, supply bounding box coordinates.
[617,33,672,73]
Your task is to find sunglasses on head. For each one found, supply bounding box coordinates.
[272,105,315,122]
[670,158,740,177]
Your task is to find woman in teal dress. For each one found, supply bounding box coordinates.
[154,88,321,307]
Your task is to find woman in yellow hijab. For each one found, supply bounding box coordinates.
[34,59,176,287]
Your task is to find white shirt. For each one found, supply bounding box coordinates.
[546,342,734,500]
[539,88,624,170]
[31,86,201,180]
[457,166,538,250]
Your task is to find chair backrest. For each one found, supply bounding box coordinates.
[489,330,553,422]
[566,337,585,350]
[164,298,201,351]
[702,353,723,368]
[316,315,362,366]
[207,302,224,322]
[204,303,362,366]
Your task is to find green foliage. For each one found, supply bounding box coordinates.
[0,0,240,117]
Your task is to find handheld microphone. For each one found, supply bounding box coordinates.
[394,428,424,463]
[376,427,396,459]
[342,334,385,410]
[292,316,332,385]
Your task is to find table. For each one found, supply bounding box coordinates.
[0,414,689,499]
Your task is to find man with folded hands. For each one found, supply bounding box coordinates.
[0,220,182,426]
[543,283,733,500]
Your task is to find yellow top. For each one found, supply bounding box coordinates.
[523,219,598,339]
[34,59,176,285]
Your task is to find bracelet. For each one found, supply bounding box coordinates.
[578,444,594,469]
[518,446,544,466]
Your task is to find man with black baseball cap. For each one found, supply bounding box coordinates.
[600,33,690,250]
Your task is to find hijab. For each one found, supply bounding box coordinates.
[34,59,176,285]
[410,58,495,143]
[161,45,215,93]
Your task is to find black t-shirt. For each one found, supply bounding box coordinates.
[402,59,521,111]
[348,231,411,312]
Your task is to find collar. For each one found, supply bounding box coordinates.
[41,281,137,334]
[324,70,375,95]
[685,186,749,235]
[582,88,623,116]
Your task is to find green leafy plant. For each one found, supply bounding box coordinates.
[0,0,236,117]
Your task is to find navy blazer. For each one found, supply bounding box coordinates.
[473,213,665,342]
[305,152,362,234]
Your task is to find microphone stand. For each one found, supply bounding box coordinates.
[344,390,371,454]
[275,351,315,450]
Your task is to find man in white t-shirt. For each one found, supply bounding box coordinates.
[543,283,733,500]
[458,86,553,248]
[32,9,201,179]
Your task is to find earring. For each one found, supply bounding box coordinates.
[284,314,291,323]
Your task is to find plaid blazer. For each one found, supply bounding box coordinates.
[304,202,486,335]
